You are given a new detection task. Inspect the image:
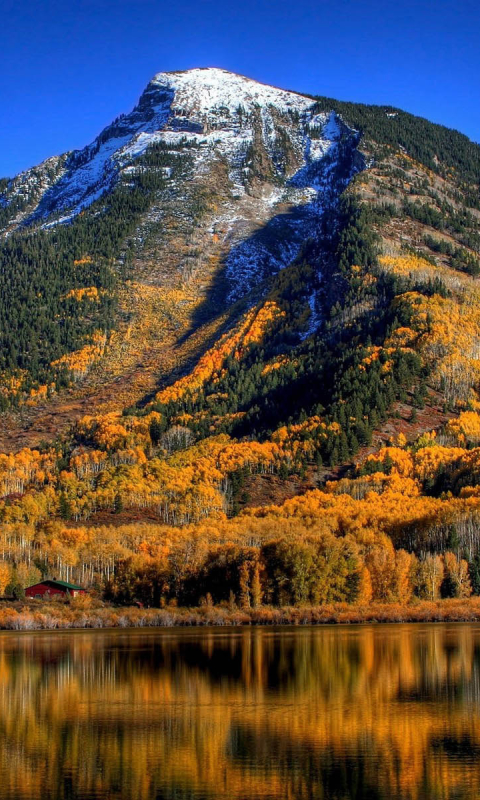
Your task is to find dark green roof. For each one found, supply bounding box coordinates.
[43,579,85,591]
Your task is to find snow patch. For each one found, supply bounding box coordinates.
[149,68,316,118]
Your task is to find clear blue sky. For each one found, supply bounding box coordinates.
[1,0,478,177]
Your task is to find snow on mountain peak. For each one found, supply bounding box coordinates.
[147,68,315,118]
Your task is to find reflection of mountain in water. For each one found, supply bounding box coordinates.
[1,624,480,799]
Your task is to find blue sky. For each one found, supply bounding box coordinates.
[1,0,478,176]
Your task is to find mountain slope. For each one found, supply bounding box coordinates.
[0,68,362,441]
[0,69,480,600]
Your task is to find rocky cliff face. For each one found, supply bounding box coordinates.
[1,69,362,300]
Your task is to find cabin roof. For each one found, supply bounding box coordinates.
[28,579,85,591]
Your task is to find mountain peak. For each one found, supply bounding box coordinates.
[144,67,314,117]
[1,67,343,230]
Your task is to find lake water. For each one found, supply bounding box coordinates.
[1,624,480,799]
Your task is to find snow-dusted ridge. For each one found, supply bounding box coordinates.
[0,68,354,229]
[0,68,364,319]
[0,154,69,229]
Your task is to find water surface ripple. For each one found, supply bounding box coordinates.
[1,623,480,799]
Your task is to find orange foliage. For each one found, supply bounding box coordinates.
[380,254,480,405]
[446,411,480,446]
[51,331,107,380]
[155,301,285,405]
[63,286,104,302]
[73,257,94,266]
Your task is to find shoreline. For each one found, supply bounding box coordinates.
[1,598,480,630]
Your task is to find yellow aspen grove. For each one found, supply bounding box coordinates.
[0,562,12,596]
[239,562,252,609]
[251,561,263,608]
[417,555,445,601]
[443,552,472,598]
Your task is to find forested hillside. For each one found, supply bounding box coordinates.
[0,69,479,608]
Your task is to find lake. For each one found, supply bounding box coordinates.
[1,623,480,799]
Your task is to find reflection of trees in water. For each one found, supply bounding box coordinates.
[0,626,479,798]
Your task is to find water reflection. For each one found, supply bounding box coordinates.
[0,624,480,798]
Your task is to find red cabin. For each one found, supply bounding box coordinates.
[25,579,86,599]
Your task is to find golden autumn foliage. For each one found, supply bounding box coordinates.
[360,344,397,373]
[2,317,480,609]
[446,411,480,446]
[3,395,480,599]
[261,354,298,375]
[0,371,56,407]
[0,372,25,398]
[72,256,94,266]
[155,300,286,405]
[272,417,341,464]
[62,286,105,302]
[380,254,480,405]
[51,330,107,380]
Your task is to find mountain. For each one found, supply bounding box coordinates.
[0,68,480,604]
[2,69,355,227]
[0,69,363,434]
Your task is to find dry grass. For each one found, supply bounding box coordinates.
[1,598,480,630]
